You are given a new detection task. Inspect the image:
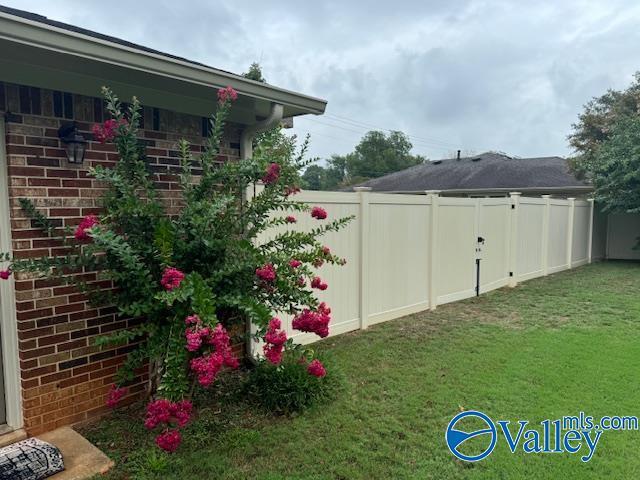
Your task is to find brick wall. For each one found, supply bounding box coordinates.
[0,81,241,435]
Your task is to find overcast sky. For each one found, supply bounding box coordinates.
[5,0,640,161]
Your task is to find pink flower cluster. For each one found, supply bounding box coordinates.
[185,330,203,352]
[184,314,212,352]
[156,429,181,453]
[144,399,193,453]
[285,215,297,223]
[105,385,127,408]
[312,245,338,268]
[311,206,328,220]
[92,118,127,143]
[256,263,276,282]
[145,399,193,430]
[217,86,238,104]
[263,317,287,365]
[74,214,99,241]
[289,259,302,268]
[190,349,238,386]
[0,269,11,280]
[186,317,238,387]
[161,267,185,290]
[262,163,281,184]
[311,246,333,268]
[190,354,224,387]
[311,277,328,291]
[292,302,331,338]
[307,359,327,378]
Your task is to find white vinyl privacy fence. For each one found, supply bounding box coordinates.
[256,189,594,347]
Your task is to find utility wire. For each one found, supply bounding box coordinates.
[294,127,361,145]
[300,115,464,152]
[294,124,452,160]
[323,113,463,148]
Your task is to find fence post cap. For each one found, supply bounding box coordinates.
[353,186,372,192]
[587,198,595,203]
[509,191,522,197]
[425,190,441,195]
[541,194,552,198]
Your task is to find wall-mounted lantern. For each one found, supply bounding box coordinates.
[57,122,87,165]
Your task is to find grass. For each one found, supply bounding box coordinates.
[83,261,640,479]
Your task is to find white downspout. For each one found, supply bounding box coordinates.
[240,102,283,362]
[240,102,284,160]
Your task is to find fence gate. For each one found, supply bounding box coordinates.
[475,198,512,296]
[435,197,477,305]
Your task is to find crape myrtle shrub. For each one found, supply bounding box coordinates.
[0,86,351,452]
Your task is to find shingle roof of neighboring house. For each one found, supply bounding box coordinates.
[354,152,591,193]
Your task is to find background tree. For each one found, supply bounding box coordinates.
[347,130,425,180]
[590,114,640,213]
[569,72,640,179]
[302,130,426,190]
[324,155,348,189]
[243,62,267,83]
[301,164,327,190]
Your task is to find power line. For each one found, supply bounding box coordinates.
[323,113,462,148]
[324,113,458,147]
[294,126,453,161]
[292,127,359,146]
[300,115,464,152]
[302,117,449,151]
[303,118,373,136]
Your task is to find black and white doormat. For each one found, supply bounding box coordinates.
[0,438,64,480]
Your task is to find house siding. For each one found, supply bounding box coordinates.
[1,81,242,435]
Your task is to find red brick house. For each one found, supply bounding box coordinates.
[0,5,326,440]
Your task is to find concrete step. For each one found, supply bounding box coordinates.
[0,427,27,448]
[38,427,114,480]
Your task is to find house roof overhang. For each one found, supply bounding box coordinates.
[0,9,327,125]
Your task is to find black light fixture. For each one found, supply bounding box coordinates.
[58,122,87,165]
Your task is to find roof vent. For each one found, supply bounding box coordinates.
[471,157,482,162]
[432,160,442,165]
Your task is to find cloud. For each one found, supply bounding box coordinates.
[5,0,640,160]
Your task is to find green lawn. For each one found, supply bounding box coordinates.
[84,261,640,479]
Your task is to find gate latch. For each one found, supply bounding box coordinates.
[475,236,485,260]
